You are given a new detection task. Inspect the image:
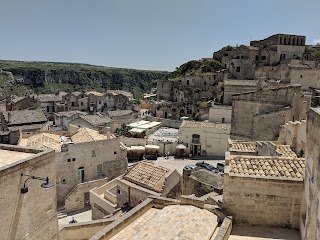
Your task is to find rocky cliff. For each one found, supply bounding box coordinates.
[0,60,169,99]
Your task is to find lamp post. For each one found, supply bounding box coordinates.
[20,173,54,194]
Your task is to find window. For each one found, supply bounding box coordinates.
[114,151,117,155]
[300,75,303,78]
[261,56,266,60]
[92,150,96,157]
[67,159,71,162]
[71,102,75,106]
[236,66,240,72]
[280,54,286,60]
[117,189,121,194]
[99,101,101,104]
[256,55,259,61]
[72,158,76,161]
[97,164,103,175]
[186,80,189,86]
[222,117,225,123]
[81,102,83,106]
[61,179,66,184]
[204,81,207,86]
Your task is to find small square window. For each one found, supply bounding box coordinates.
[117,189,120,194]
[236,66,240,72]
[92,150,96,157]
[114,151,117,155]
[61,179,66,184]
[261,56,266,60]
[72,158,76,161]
[67,159,71,162]
[300,75,303,78]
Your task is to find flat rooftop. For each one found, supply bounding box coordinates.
[109,205,218,240]
[148,127,178,142]
[0,149,35,168]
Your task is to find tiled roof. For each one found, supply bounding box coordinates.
[230,141,256,152]
[8,124,45,131]
[229,156,305,180]
[55,111,87,118]
[124,161,170,193]
[27,133,62,152]
[108,110,133,117]
[276,145,297,158]
[3,109,47,125]
[71,127,110,143]
[181,121,230,130]
[79,114,113,126]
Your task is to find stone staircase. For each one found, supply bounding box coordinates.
[57,207,68,219]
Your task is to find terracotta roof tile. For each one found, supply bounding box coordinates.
[229,156,305,180]
[230,141,256,152]
[124,161,170,193]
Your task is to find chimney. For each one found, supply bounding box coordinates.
[106,127,111,139]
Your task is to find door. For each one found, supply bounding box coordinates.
[77,167,84,183]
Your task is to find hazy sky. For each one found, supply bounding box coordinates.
[0,0,319,71]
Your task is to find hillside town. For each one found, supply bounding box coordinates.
[1,33,320,240]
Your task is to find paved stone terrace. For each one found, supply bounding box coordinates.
[110,205,218,240]
[229,225,300,240]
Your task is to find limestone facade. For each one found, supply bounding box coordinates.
[209,104,232,123]
[178,121,230,157]
[223,155,304,229]
[26,128,128,208]
[301,108,320,240]
[0,144,58,240]
[231,85,310,141]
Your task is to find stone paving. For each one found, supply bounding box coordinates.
[155,157,224,174]
[58,209,92,227]
[229,225,300,240]
[110,205,218,240]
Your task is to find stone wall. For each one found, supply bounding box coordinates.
[209,105,232,123]
[223,174,303,228]
[301,108,320,240]
[0,145,58,240]
[65,178,109,213]
[231,85,305,141]
[146,115,182,129]
[59,219,114,240]
[56,138,127,206]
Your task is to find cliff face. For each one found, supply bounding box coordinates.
[0,61,169,99]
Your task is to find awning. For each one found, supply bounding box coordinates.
[176,144,187,149]
[145,145,160,150]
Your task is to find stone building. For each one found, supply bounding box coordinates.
[53,110,87,130]
[27,127,127,210]
[177,121,230,157]
[0,144,58,240]
[231,85,310,141]
[107,110,137,129]
[228,139,297,158]
[152,73,221,120]
[68,113,114,131]
[209,104,232,123]
[223,79,259,105]
[223,154,305,229]
[5,95,39,111]
[0,109,49,133]
[90,161,181,220]
[301,107,320,239]
[37,91,68,116]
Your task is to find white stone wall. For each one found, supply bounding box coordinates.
[178,124,230,157]
[55,138,127,206]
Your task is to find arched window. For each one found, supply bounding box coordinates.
[186,80,189,86]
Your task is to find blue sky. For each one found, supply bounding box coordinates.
[0,0,319,71]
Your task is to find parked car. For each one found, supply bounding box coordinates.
[184,164,196,170]
[196,161,219,173]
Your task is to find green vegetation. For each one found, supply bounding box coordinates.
[115,124,132,136]
[305,47,320,59]
[169,59,223,79]
[0,60,169,100]
[0,72,33,100]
